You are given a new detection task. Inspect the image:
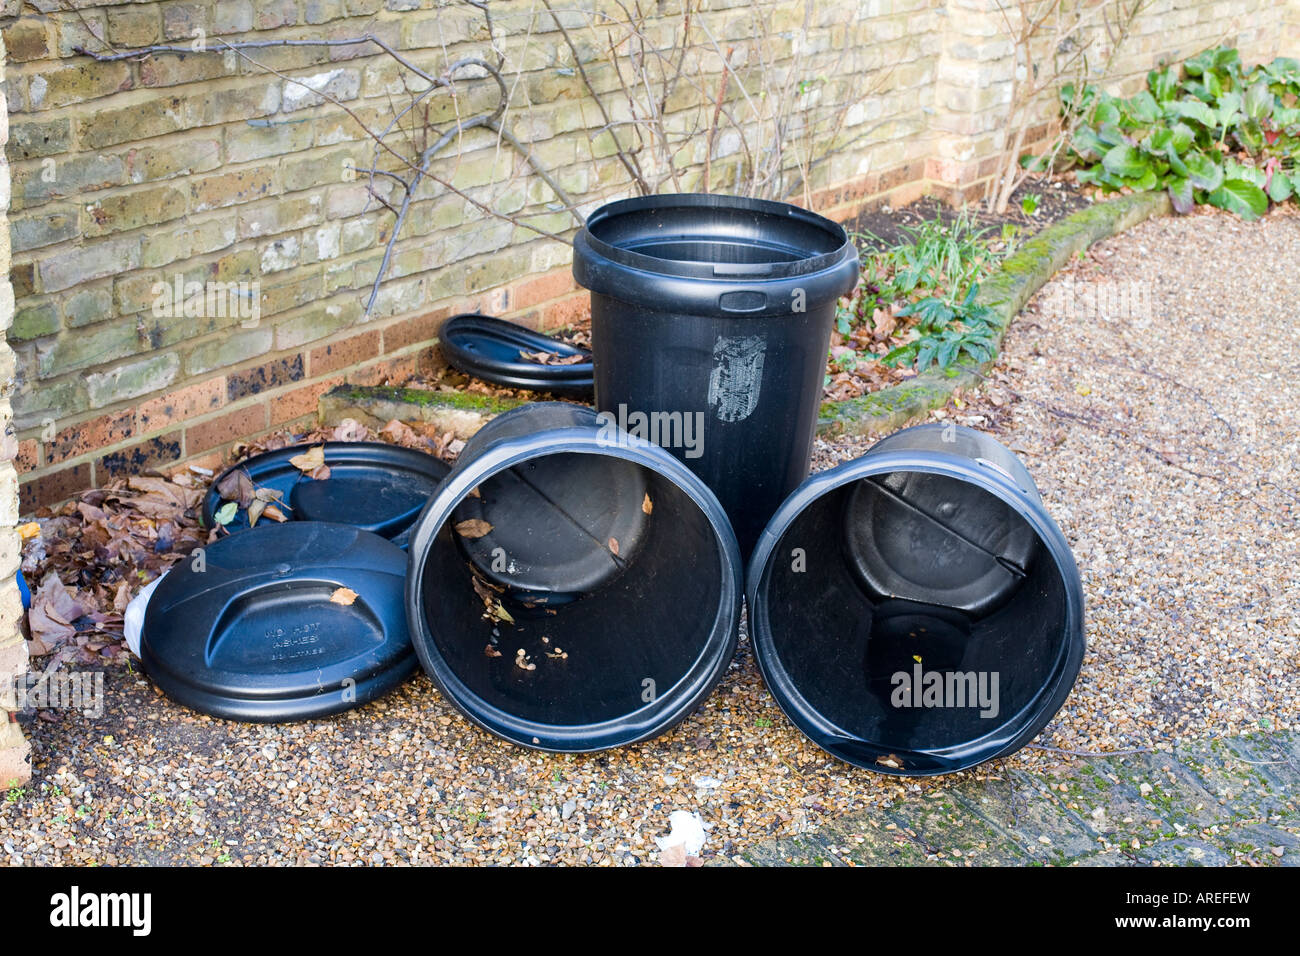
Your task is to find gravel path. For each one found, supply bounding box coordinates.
[3,205,1298,866]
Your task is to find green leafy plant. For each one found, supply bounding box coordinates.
[1020,193,1041,216]
[882,285,1000,372]
[1063,48,1299,220]
[831,211,1009,378]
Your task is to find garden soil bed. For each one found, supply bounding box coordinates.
[844,177,1091,247]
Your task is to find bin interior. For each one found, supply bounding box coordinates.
[421,453,727,727]
[762,472,1070,766]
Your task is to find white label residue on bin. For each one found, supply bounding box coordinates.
[707,334,765,423]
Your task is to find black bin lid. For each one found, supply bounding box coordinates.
[438,313,593,396]
[140,522,415,722]
[202,442,450,548]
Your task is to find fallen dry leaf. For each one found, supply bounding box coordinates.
[455,519,493,539]
[330,587,358,606]
[289,446,326,473]
[332,418,369,442]
[642,494,653,515]
[659,843,687,867]
[215,468,255,509]
[608,537,619,556]
[871,307,897,339]
[247,498,267,528]
[519,349,585,366]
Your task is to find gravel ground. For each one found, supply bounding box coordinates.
[3,205,1298,866]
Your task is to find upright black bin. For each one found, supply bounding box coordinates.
[572,193,859,556]
[404,402,742,752]
[746,424,1085,775]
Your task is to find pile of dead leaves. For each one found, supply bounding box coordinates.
[20,416,458,665]
[823,304,916,401]
[227,415,462,465]
[22,473,207,666]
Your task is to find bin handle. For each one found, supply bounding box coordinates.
[711,262,776,277]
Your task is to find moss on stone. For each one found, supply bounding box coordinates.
[327,384,525,415]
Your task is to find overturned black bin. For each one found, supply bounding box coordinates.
[405,402,742,752]
[747,424,1085,775]
[573,193,859,557]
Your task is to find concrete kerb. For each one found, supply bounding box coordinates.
[318,384,525,439]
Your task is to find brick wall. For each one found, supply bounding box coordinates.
[929,0,1298,203]
[0,20,32,788]
[2,0,1298,516]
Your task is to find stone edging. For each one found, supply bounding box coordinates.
[816,191,1173,437]
[318,385,525,438]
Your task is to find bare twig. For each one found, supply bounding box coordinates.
[75,20,583,318]
[988,0,1149,213]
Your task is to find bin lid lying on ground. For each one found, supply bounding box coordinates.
[140,522,415,722]
[437,313,594,396]
[202,441,450,549]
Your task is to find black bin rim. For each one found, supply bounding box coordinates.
[745,447,1086,776]
[405,424,743,753]
[581,192,853,279]
[573,192,860,318]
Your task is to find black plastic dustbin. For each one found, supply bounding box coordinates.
[746,424,1085,775]
[572,193,860,557]
[404,402,743,751]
